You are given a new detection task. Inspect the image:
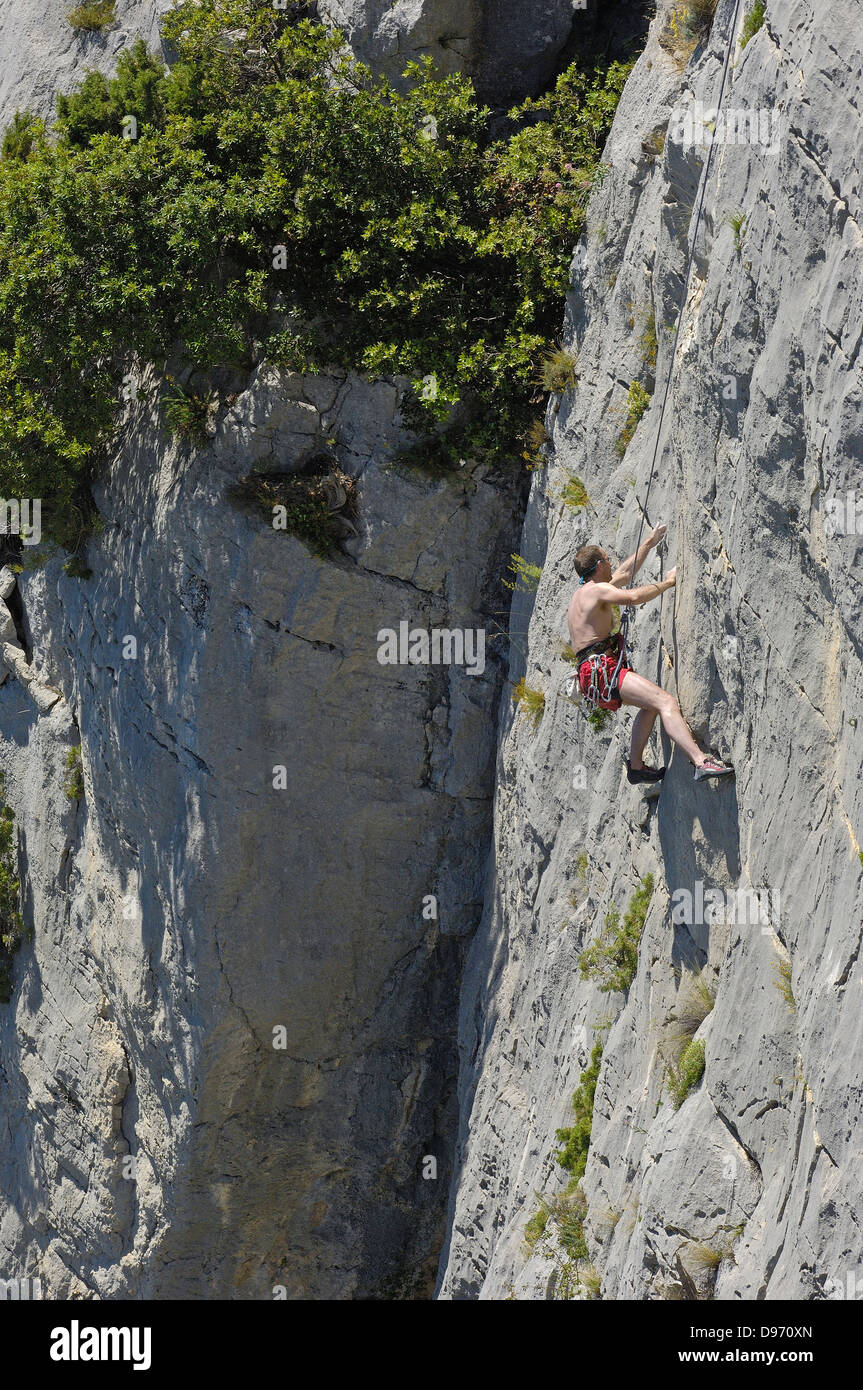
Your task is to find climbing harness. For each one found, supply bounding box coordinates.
[567,633,628,714]
[604,0,747,701]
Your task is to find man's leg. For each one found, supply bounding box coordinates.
[618,671,706,768]
[629,707,658,769]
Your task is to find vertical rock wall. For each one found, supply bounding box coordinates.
[439,0,863,1301]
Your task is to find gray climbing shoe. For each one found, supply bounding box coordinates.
[694,757,734,781]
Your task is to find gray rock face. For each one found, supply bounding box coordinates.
[0,365,523,1299]
[438,0,863,1300]
[0,0,173,131]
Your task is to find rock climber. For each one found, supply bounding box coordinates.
[567,527,733,784]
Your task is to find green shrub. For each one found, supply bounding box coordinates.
[1,112,46,163]
[586,707,612,733]
[162,380,212,443]
[512,678,545,729]
[552,1186,589,1261]
[555,1040,603,1183]
[228,466,355,559]
[523,1204,550,1252]
[667,1037,706,1109]
[740,1,766,48]
[560,474,589,509]
[0,774,24,1004]
[0,2,636,546]
[503,554,542,593]
[540,347,578,394]
[67,0,116,31]
[615,381,651,456]
[64,745,85,801]
[579,874,654,993]
[524,1188,588,1263]
[727,211,747,254]
[640,307,658,370]
[774,956,795,1011]
[523,417,551,463]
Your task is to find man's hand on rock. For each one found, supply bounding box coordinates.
[649,524,667,549]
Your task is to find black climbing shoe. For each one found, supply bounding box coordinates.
[626,760,666,785]
[694,757,734,781]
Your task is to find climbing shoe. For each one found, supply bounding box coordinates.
[694,757,734,781]
[626,760,666,785]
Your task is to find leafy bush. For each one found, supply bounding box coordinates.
[0,1,636,546]
[512,678,545,729]
[1,112,45,163]
[555,1040,603,1183]
[64,745,85,801]
[615,381,652,457]
[740,1,766,48]
[586,706,612,733]
[0,774,24,1004]
[579,874,654,993]
[667,1037,706,1108]
[67,0,116,31]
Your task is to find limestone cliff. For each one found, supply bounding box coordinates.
[0,0,858,1305]
[439,0,863,1300]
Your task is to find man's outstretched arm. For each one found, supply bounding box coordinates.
[593,566,676,609]
[610,524,666,586]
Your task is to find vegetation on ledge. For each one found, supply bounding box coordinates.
[0,0,635,546]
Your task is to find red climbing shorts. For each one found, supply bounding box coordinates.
[578,644,632,712]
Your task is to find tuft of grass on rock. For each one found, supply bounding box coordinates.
[579,875,654,993]
[540,347,578,394]
[615,381,651,457]
[555,1042,603,1183]
[512,678,545,730]
[740,0,766,48]
[64,745,85,802]
[67,0,116,30]
[774,956,795,1011]
[666,1037,706,1109]
[503,553,542,593]
[560,474,590,510]
[0,773,24,1005]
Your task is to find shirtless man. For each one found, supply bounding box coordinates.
[567,527,733,784]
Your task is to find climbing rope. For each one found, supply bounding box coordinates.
[610,0,747,692]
